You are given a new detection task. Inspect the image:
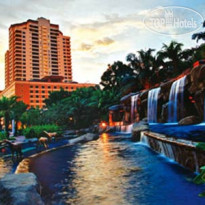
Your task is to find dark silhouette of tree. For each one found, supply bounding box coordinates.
[20,107,42,127]
[127,48,160,88]
[100,61,134,92]
[44,87,70,107]
[192,21,205,42]
[0,96,18,138]
[11,101,27,136]
[157,41,185,76]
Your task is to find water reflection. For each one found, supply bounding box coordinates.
[30,134,205,205]
[62,134,137,205]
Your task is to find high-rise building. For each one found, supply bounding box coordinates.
[1,18,95,108]
[5,17,72,87]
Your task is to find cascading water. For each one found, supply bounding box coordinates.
[147,87,161,123]
[131,94,139,123]
[168,76,186,123]
[140,132,149,145]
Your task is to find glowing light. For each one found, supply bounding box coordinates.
[100,121,107,128]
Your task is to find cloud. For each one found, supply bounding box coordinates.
[96,37,115,46]
[69,13,144,56]
[80,43,93,51]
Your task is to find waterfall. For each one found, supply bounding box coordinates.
[166,144,175,160]
[140,132,149,145]
[118,124,133,133]
[131,94,139,123]
[140,132,200,172]
[12,119,15,136]
[168,76,186,123]
[147,87,161,123]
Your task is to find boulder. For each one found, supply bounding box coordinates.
[105,126,115,133]
[132,121,149,141]
[178,116,201,125]
[83,133,99,141]
[89,124,99,133]
[161,102,169,123]
[189,65,205,93]
[160,80,173,102]
[76,128,90,135]
[69,133,99,144]
[193,90,205,120]
[0,173,44,205]
[63,130,76,135]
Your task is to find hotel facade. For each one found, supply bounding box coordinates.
[1,17,95,108]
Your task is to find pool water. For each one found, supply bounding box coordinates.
[30,134,205,205]
[149,123,205,141]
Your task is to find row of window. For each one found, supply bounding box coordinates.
[30,100,43,104]
[30,95,46,98]
[30,85,74,89]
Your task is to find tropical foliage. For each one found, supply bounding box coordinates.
[42,86,120,129]
[0,131,7,141]
[44,87,70,107]
[193,166,205,197]
[20,107,42,128]
[192,21,205,42]
[22,124,61,139]
[0,96,17,137]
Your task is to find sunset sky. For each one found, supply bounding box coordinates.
[0,0,204,90]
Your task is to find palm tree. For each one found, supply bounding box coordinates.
[44,87,70,107]
[88,88,120,121]
[11,101,27,136]
[100,61,134,92]
[192,21,205,42]
[20,107,42,127]
[127,48,159,88]
[157,41,184,76]
[0,96,18,138]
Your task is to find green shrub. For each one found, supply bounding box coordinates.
[9,137,16,141]
[196,142,205,151]
[193,166,205,197]
[23,124,62,139]
[0,131,7,141]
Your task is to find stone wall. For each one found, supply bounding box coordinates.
[142,131,205,172]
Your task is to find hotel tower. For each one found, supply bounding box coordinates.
[1,18,95,108]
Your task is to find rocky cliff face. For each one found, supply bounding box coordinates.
[132,64,205,124]
[0,173,44,205]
